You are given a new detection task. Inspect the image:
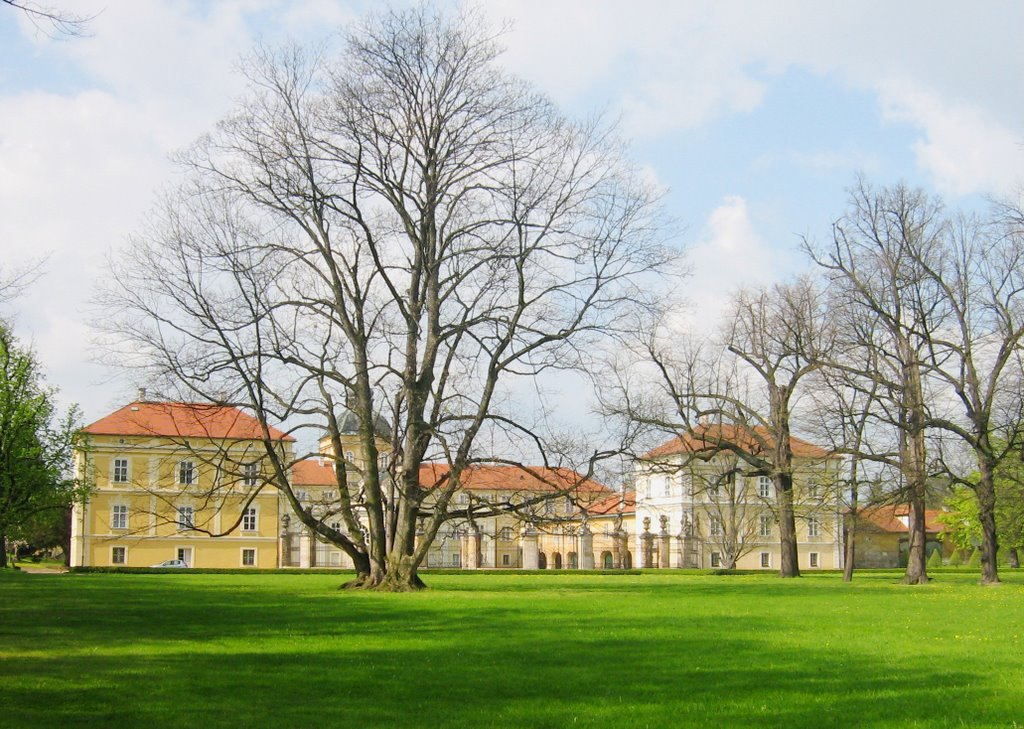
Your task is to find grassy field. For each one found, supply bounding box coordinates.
[1,570,1022,728]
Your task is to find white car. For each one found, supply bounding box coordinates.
[151,559,190,568]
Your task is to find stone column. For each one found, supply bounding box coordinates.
[641,516,654,569]
[298,528,312,569]
[465,526,482,570]
[611,530,623,569]
[659,516,675,565]
[279,529,290,568]
[521,526,539,570]
[579,525,594,570]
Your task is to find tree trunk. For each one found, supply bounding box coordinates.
[843,517,856,582]
[0,532,7,568]
[776,480,800,577]
[901,349,929,585]
[974,465,1000,585]
[1007,548,1020,569]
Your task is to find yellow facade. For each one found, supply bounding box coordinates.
[72,430,285,569]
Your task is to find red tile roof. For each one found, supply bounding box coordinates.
[644,423,830,460]
[585,489,636,516]
[419,463,610,495]
[291,458,337,486]
[81,401,293,442]
[855,505,946,534]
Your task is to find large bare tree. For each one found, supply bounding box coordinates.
[99,7,671,590]
[807,180,948,585]
[911,204,1024,584]
[607,277,832,577]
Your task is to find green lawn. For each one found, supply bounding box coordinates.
[1,570,1022,728]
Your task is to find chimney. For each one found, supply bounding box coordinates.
[137,387,147,402]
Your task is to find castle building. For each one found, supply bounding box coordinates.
[634,425,844,570]
[72,399,841,571]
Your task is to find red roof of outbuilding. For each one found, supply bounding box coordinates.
[644,423,830,460]
[81,401,293,442]
[856,505,946,534]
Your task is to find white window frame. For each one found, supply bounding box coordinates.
[760,551,771,568]
[111,546,127,565]
[242,507,257,532]
[499,526,513,541]
[808,516,821,538]
[807,479,819,499]
[243,462,259,487]
[759,515,772,538]
[241,548,257,567]
[177,505,195,530]
[809,552,820,568]
[662,476,671,497]
[710,552,721,568]
[451,553,461,567]
[111,504,128,530]
[709,515,722,537]
[178,460,196,486]
[758,475,772,499]
[112,457,129,484]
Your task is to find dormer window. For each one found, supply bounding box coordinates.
[243,462,259,487]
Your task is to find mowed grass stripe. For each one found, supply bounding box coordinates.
[1,570,1021,728]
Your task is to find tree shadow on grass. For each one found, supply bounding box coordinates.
[1,572,1020,728]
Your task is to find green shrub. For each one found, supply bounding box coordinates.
[967,548,982,568]
[948,549,963,566]
[926,549,943,568]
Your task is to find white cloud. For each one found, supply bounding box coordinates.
[675,196,778,336]
[484,0,1024,197]
[879,81,1024,198]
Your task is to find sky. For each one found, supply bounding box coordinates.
[1,0,1023,430]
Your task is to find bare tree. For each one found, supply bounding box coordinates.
[607,277,833,577]
[2,0,94,38]
[98,7,671,591]
[807,180,948,585]
[911,205,1024,584]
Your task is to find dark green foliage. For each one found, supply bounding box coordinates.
[948,549,963,566]
[0,325,83,567]
[927,549,944,568]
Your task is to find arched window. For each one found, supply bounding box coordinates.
[601,551,613,569]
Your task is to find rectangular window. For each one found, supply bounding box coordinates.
[544,499,554,515]
[242,507,257,532]
[759,515,772,538]
[177,506,195,530]
[178,461,196,485]
[111,504,128,530]
[243,462,258,486]
[710,552,721,568]
[809,552,820,568]
[112,458,129,483]
[807,480,819,499]
[451,553,461,567]
[808,517,821,538]
[323,490,337,500]
[758,476,772,499]
[709,516,722,537]
[111,546,126,564]
[296,490,308,502]
[760,552,771,568]
[241,548,256,567]
[502,553,510,566]
[663,477,671,497]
